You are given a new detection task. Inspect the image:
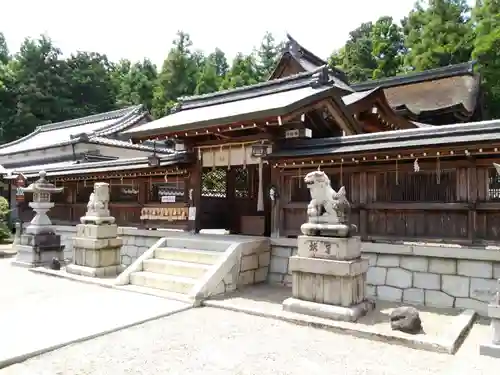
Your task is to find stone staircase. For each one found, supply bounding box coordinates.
[115,235,269,305]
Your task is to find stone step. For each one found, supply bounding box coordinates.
[154,247,222,265]
[115,284,194,304]
[143,258,211,279]
[130,271,197,294]
[163,237,231,252]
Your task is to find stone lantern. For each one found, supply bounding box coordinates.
[12,171,65,268]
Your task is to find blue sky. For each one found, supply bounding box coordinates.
[3,0,418,66]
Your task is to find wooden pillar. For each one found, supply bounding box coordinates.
[270,165,281,238]
[468,161,478,244]
[188,161,202,233]
[138,177,147,205]
[263,162,272,237]
[359,171,368,240]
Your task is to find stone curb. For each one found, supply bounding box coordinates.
[29,267,115,288]
[0,251,16,258]
[203,300,476,355]
[0,304,191,370]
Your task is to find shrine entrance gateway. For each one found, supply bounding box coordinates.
[197,145,270,236]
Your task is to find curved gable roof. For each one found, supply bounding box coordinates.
[0,105,149,155]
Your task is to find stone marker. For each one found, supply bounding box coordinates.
[390,306,423,334]
[66,182,123,278]
[283,170,375,322]
[12,171,65,268]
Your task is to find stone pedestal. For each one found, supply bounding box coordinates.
[283,235,374,322]
[479,302,500,358]
[12,232,64,268]
[66,223,123,278]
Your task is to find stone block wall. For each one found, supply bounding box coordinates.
[269,238,500,314]
[238,244,271,286]
[55,225,180,266]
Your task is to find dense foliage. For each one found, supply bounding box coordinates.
[0,0,499,145]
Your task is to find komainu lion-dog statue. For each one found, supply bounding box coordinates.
[301,170,355,237]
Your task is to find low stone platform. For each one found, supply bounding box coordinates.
[203,285,477,354]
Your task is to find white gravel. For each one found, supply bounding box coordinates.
[1,307,497,375]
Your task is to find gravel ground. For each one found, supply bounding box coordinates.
[1,307,497,375]
[0,258,188,366]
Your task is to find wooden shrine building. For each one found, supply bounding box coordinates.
[4,35,495,246]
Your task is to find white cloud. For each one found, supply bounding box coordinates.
[3,0,417,66]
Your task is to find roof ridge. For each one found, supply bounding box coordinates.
[177,68,324,105]
[94,105,148,137]
[0,105,142,152]
[176,66,336,112]
[88,135,174,153]
[352,61,476,91]
[39,105,142,132]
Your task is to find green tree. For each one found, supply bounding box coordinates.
[195,49,229,95]
[0,196,11,243]
[64,51,117,117]
[210,48,229,77]
[219,53,260,89]
[117,58,157,110]
[341,22,377,82]
[403,0,473,71]
[472,0,500,118]
[256,32,283,80]
[0,32,9,65]
[9,35,69,141]
[110,59,132,99]
[152,31,199,118]
[0,61,17,143]
[371,16,406,79]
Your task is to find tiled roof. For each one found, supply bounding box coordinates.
[87,136,174,153]
[351,62,479,119]
[268,118,497,159]
[124,67,357,137]
[4,152,191,178]
[0,105,149,155]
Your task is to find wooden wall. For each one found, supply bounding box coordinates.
[19,175,190,230]
[276,157,500,244]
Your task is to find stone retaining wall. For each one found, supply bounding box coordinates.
[55,225,180,266]
[269,238,500,314]
[238,244,271,286]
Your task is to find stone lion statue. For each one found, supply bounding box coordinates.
[87,182,109,214]
[304,170,350,225]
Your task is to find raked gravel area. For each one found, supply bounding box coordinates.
[1,307,497,375]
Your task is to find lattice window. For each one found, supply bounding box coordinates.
[376,170,456,202]
[201,167,227,198]
[488,168,500,201]
[288,173,351,202]
[234,167,250,199]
